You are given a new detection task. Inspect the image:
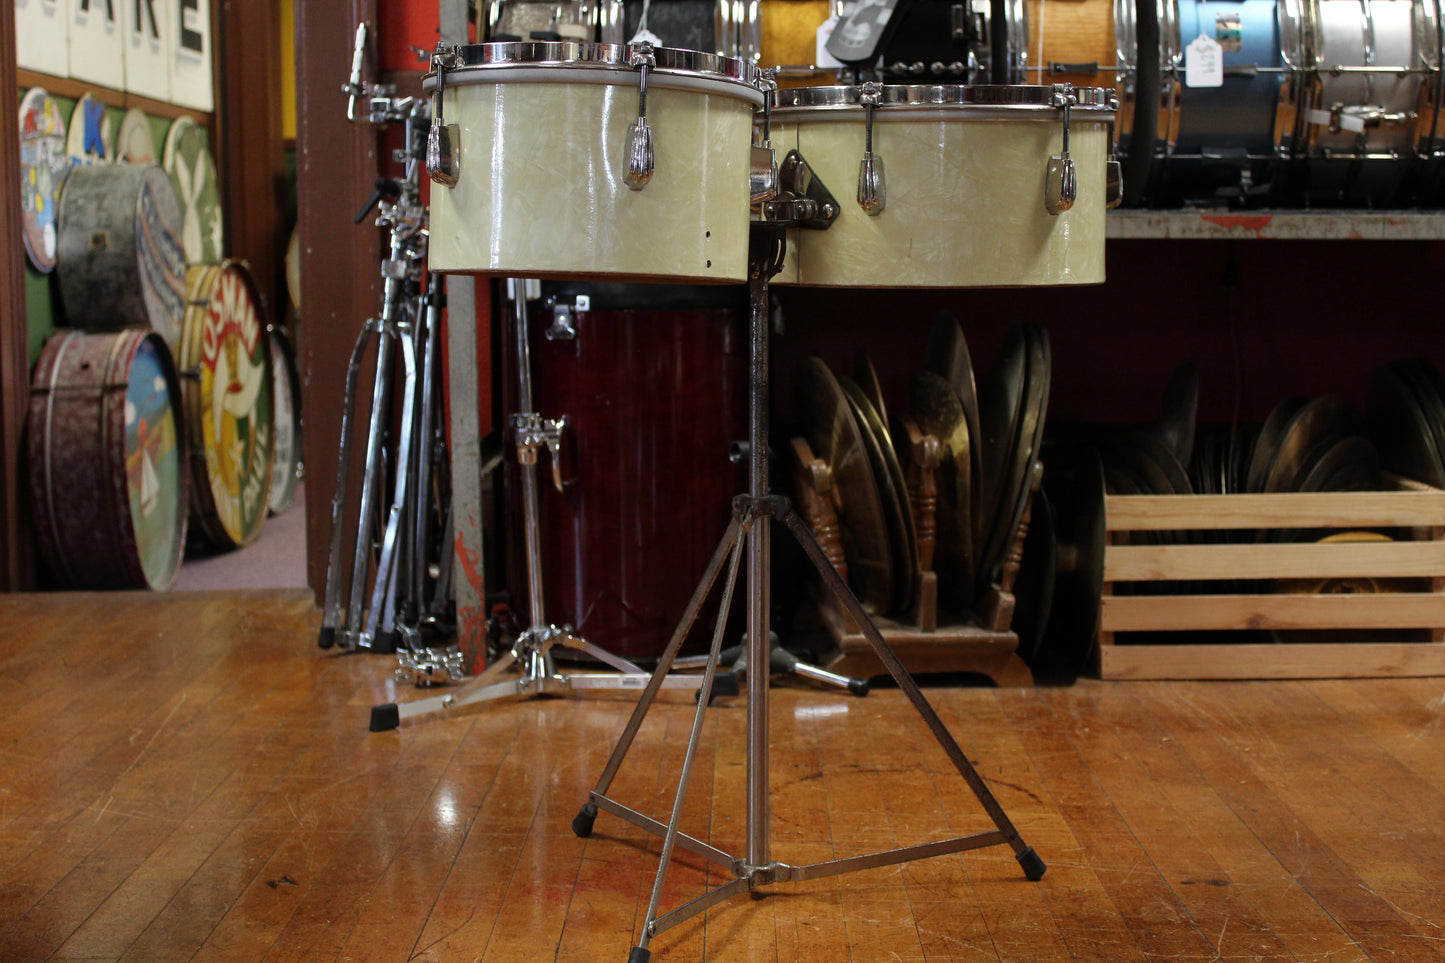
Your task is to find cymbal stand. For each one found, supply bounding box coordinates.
[320,23,454,662]
[367,280,712,731]
[571,214,1046,962]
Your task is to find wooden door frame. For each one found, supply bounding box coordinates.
[0,0,31,590]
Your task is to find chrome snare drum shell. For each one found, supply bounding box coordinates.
[425,42,766,284]
[767,84,1117,288]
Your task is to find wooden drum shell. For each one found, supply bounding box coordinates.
[506,295,747,659]
[27,329,189,591]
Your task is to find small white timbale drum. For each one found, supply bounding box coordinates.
[767,84,1117,287]
[426,41,765,283]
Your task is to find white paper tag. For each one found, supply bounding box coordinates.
[1305,108,1366,133]
[1184,33,1224,87]
[816,16,845,68]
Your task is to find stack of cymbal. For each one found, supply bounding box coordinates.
[1367,359,1445,489]
[794,315,1052,625]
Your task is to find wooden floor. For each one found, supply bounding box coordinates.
[2,591,1444,962]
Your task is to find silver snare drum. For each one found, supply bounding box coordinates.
[767,84,1117,287]
[426,42,765,283]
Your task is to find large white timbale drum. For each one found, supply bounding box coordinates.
[767,84,1117,288]
[426,42,766,283]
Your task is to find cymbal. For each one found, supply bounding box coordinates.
[980,325,1049,592]
[1368,364,1444,488]
[839,375,917,616]
[1035,446,1105,681]
[1246,396,1307,492]
[853,350,891,442]
[926,312,984,550]
[800,356,893,614]
[910,369,975,611]
[1390,360,1445,478]
[1263,395,1363,494]
[1155,361,1199,467]
[1011,487,1055,664]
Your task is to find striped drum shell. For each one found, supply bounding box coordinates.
[177,261,275,549]
[56,164,188,345]
[27,329,189,591]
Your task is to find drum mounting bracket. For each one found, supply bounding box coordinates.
[759,150,841,230]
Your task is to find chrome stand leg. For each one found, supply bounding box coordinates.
[577,233,1046,961]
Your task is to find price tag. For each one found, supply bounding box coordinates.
[1185,33,1224,87]
[816,16,845,69]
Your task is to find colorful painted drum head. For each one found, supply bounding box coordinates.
[56,165,188,344]
[267,326,303,515]
[179,262,275,548]
[116,108,157,164]
[66,92,114,166]
[126,336,187,588]
[19,87,68,273]
[162,117,223,263]
[27,329,188,591]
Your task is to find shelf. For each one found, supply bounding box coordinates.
[1106,209,1445,240]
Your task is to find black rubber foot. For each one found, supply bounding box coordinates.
[572,804,597,838]
[627,948,651,963]
[371,629,398,654]
[847,677,870,697]
[1017,846,1046,881]
[317,626,336,649]
[369,703,400,732]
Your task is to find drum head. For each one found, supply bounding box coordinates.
[180,262,276,548]
[125,335,188,589]
[162,117,225,263]
[268,326,303,516]
[19,87,68,274]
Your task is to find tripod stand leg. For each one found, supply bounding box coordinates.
[369,647,520,731]
[319,320,378,648]
[777,501,1045,881]
[564,638,646,675]
[631,522,746,961]
[573,509,747,837]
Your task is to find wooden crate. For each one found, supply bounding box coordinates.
[1099,479,1445,680]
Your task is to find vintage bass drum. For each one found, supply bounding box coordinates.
[28,329,188,590]
[177,261,276,549]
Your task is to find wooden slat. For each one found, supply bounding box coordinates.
[1101,591,1445,632]
[1106,489,1445,531]
[1099,641,1445,680]
[1104,540,1445,581]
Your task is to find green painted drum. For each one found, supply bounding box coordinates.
[178,261,275,549]
[66,92,114,166]
[162,117,223,263]
[19,87,68,274]
[28,329,188,591]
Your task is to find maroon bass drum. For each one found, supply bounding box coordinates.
[505,284,748,660]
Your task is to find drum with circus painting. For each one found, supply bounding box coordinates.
[177,261,276,549]
[27,329,189,591]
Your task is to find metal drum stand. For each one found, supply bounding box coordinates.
[569,152,1046,962]
[367,280,719,731]
[319,24,457,670]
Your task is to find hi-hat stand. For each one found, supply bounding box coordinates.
[368,279,714,732]
[571,226,1046,962]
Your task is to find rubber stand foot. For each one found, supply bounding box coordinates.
[847,678,870,697]
[572,805,596,838]
[1017,846,1046,881]
[697,672,741,704]
[372,629,398,654]
[369,703,400,732]
[317,626,336,649]
[627,948,650,963]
